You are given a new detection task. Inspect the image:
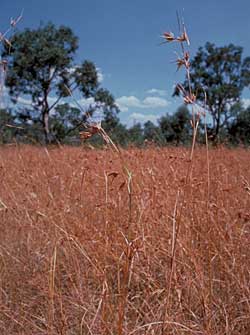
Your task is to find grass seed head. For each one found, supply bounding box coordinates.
[79,124,100,140]
[162,31,175,42]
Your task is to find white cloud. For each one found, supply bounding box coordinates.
[16,96,32,106]
[116,95,170,112]
[142,96,169,108]
[2,88,95,114]
[16,95,58,108]
[97,68,104,83]
[129,112,158,124]
[67,65,80,75]
[77,97,95,107]
[146,88,167,96]
[242,98,250,109]
[116,96,142,111]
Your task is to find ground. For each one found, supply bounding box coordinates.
[0,145,250,334]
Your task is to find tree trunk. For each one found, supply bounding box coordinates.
[42,109,50,144]
[42,90,51,144]
[215,118,220,142]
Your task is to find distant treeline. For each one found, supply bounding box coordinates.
[1,103,250,146]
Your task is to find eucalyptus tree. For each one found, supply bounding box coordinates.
[3,23,119,143]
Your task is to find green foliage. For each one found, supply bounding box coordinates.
[229,104,250,145]
[74,61,99,98]
[50,103,81,141]
[177,42,250,141]
[143,120,164,144]
[2,23,119,144]
[0,109,16,143]
[127,123,144,146]
[2,23,78,142]
[3,22,78,103]
[159,105,192,145]
[94,88,120,130]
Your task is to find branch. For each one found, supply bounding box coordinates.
[63,121,85,137]
[47,95,63,113]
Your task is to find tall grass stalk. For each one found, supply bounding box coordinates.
[161,14,211,333]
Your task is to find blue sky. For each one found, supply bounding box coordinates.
[1,0,250,126]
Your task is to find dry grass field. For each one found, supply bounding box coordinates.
[0,145,250,334]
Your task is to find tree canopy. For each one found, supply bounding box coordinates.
[176,42,250,141]
[159,105,192,145]
[2,23,119,143]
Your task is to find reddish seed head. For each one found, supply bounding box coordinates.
[162,32,175,42]
[177,29,190,45]
[79,125,100,140]
[184,93,196,104]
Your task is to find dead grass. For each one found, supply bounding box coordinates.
[0,145,250,334]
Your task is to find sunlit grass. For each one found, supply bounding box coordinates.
[0,145,250,334]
